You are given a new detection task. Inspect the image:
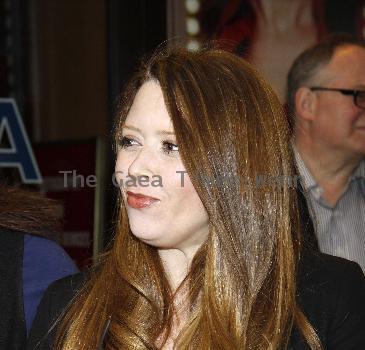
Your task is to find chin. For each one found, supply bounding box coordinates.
[129,221,163,244]
[129,225,177,249]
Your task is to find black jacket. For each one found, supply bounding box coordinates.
[297,184,319,251]
[0,229,27,350]
[27,250,365,350]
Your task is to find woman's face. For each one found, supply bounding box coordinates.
[115,80,209,252]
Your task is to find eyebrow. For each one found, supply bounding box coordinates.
[122,124,175,136]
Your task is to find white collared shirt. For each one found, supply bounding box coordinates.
[294,149,365,273]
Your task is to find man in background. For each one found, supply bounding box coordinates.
[287,34,365,272]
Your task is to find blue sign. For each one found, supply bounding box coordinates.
[0,98,42,184]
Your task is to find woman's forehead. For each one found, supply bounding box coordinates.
[124,81,174,133]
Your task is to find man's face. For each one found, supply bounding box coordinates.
[309,45,365,157]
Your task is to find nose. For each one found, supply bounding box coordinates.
[127,147,156,180]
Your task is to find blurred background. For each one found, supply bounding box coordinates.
[1,0,364,268]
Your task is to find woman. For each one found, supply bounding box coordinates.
[28,46,365,349]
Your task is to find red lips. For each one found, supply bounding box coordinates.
[126,191,159,209]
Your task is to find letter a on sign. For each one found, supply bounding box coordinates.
[0,98,42,184]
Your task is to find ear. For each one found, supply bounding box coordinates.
[294,87,316,121]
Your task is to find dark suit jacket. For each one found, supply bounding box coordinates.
[0,229,26,350]
[297,184,319,251]
[27,250,365,350]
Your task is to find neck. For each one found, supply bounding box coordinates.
[254,0,314,31]
[158,246,197,292]
[157,247,197,349]
[294,135,362,204]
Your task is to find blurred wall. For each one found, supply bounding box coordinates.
[29,0,108,142]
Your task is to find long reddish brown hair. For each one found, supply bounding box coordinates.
[54,46,322,349]
[0,185,60,235]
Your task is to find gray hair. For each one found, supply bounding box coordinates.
[286,33,365,121]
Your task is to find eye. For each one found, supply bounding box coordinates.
[119,136,139,149]
[357,91,365,103]
[162,141,179,155]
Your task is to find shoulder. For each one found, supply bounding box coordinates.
[23,234,78,289]
[40,272,87,326]
[23,235,78,332]
[42,271,86,302]
[0,227,24,247]
[24,234,77,271]
[299,250,365,285]
[298,251,365,301]
[27,273,86,350]
[33,272,86,322]
[297,251,365,348]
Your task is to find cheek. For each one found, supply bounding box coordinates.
[114,152,130,190]
[179,177,198,199]
[335,104,362,126]
[334,108,364,136]
[166,168,195,198]
[115,152,125,173]
[316,107,355,137]
[171,174,208,219]
[348,109,365,126]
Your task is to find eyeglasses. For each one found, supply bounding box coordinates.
[309,87,365,109]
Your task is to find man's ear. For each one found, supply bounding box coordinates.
[295,87,316,121]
